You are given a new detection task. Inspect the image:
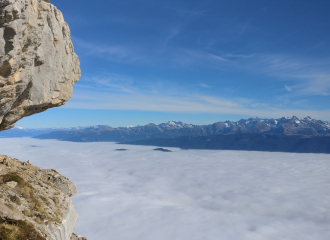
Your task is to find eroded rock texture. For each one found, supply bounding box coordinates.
[0,1,83,239]
[0,155,79,239]
[0,0,80,131]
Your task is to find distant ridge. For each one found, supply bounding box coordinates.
[122,133,330,154]
[2,116,329,154]
[0,126,91,138]
[28,116,330,143]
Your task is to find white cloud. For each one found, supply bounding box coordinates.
[73,35,330,98]
[206,53,229,62]
[284,85,292,92]
[196,83,212,88]
[170,51,330,97]
[73,37,143,63]
[67,86,330,121]
[79,74,136,94]
[73,35,330,105]
[238,54,330,96]
[1,138,329,240]
[296,74,330,96]
[182,50,230,64]
[292,99,307,106]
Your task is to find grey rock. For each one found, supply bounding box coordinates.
[41,169,77,197]
[0,0,80,131]
[0,154,80,240]
[0,201,24,221]
[5,180,17,188]
[48,199,79,240]
[71,233,87,240]
[0,0,83,238]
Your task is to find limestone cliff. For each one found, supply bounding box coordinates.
[0,155,80,239]
[0,0,81,131]
[0,0,83,239]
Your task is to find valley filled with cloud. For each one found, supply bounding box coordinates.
[0,138,329,240]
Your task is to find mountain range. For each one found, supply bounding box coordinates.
[0,126,85,138]
[2,116,329,153]
[31,116,330,142]
[124,133,330,153]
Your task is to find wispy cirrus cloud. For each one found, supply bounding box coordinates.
[79,74,136,94]
[73,33,330,99]
[284,85,292,92]
[183,50,229,62]
[196,83,212,88]
[73,37,143,63]
[67,81,330,121]
[294,74,330,96]
[227,53,330,96]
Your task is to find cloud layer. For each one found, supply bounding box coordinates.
[1,138,329,240]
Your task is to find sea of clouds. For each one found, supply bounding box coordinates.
[0,138,329,240]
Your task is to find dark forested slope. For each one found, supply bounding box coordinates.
[123,133,330,154]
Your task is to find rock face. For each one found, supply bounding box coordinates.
[0,0,83,239]
[70,233,87,240]
[0,0,81,131]
[0,155,79,239]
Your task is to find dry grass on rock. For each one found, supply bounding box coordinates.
[0,155,78,239]
[0,220,45,240]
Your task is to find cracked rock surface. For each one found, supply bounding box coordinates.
[0,0,80,131]
[0,155,79,239]
[0,0,84,239]
[0,1,84,239]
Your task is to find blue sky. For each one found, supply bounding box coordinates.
[18,0,330,128]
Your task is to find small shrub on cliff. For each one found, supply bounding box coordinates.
[23,209,33,217]
[33,201,45,213]
[1,173,26,186]
[5,203,15,211]
[1,172,66,226]
[1,184,10,191]
[1,173,55,224]
[33,217,43,224]
[39,194,50,205]
[0,220,45,240]
[53,196,60,204]
[10,195,22,205]
[55,209,64,220]
[18,186,32,198]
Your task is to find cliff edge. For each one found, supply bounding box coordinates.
[0,0,83,239]
[0,0,81,131]
[0,155,83,240]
